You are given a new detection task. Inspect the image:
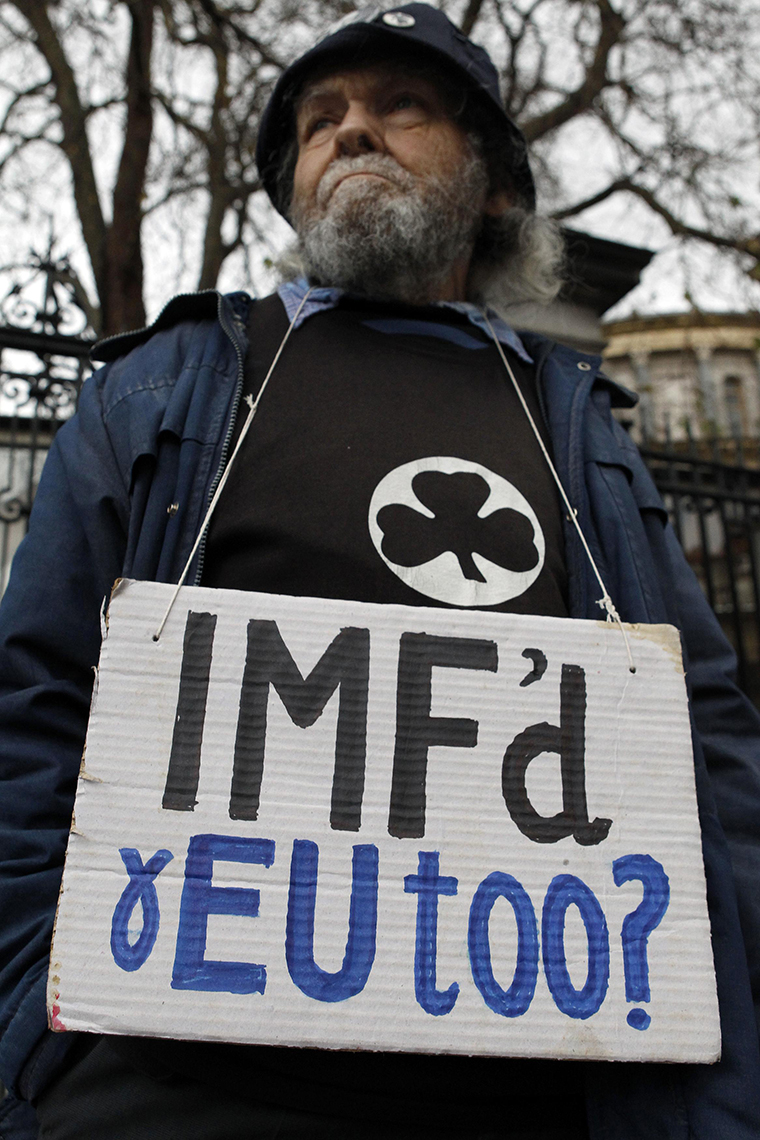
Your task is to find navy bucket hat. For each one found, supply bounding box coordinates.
[255,3,536,216]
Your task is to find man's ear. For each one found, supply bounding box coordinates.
[483,188,513,217]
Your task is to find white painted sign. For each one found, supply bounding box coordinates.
[49,579,720,1063]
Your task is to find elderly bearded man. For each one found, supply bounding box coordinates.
[1,6,760,1140]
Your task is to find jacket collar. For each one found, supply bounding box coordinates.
[278,277,534,365]
[92,289,636,416]
[92,290,249,364]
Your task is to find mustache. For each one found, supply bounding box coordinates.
[316,154,416,208]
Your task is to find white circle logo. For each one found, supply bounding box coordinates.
[382,11,416,26]
[368,457,545,607]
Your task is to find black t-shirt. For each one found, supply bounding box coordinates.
[116,294,586,1134]
[202,292,568,618]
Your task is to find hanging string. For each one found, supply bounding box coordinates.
[153,288,314,641]
[149,291,634,671]
[482,312,636,674]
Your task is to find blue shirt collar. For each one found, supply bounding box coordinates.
[277,277,533,365]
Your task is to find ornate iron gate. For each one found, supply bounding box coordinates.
[0,258,93,592]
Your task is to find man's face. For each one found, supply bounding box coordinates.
[292,63,481,225]
[288,62,497,303]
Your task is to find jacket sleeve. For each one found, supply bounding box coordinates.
[659,516,760,1038]
[0,367,129,1098]
[600,410,760,1038]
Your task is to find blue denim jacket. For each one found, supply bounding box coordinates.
[1,291,760,1137]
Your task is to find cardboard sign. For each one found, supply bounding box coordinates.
[49,580,720,1063]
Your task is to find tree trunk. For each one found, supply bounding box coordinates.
[102,0,155,335]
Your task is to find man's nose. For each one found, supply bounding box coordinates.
[334,102,384,156]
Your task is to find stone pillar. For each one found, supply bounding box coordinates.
[632,353,655,441]
[695,345,717,428]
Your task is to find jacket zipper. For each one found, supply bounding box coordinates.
[93,289,220,357]
[192,293,247,586]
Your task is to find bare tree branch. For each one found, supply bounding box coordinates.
[142,179,208,215]
[153,91,210,145]
[0,119,60,176]
[618,179,760,262]
[459,0,485,38]
[10,0,107,295]
[551,179,631,219]
[0,81,49,135]
[521,0,625,141]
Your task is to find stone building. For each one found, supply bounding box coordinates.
[602,310,760,453]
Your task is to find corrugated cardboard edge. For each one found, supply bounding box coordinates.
[47,578,129,1031]
[627,622,684,672]
[621,621,719,1063]
[595,620,685,674]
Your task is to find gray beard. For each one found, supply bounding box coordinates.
[292,151,489,303]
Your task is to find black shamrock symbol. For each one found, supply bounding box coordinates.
[377,471,539,582]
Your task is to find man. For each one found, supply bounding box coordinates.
[1,5,760,1138]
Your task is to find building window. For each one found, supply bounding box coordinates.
[724,375,745,438]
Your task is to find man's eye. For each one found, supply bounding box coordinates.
[300,113,334,140]
[391,95,415,111]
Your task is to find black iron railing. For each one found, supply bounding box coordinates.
[641,443,760,705]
